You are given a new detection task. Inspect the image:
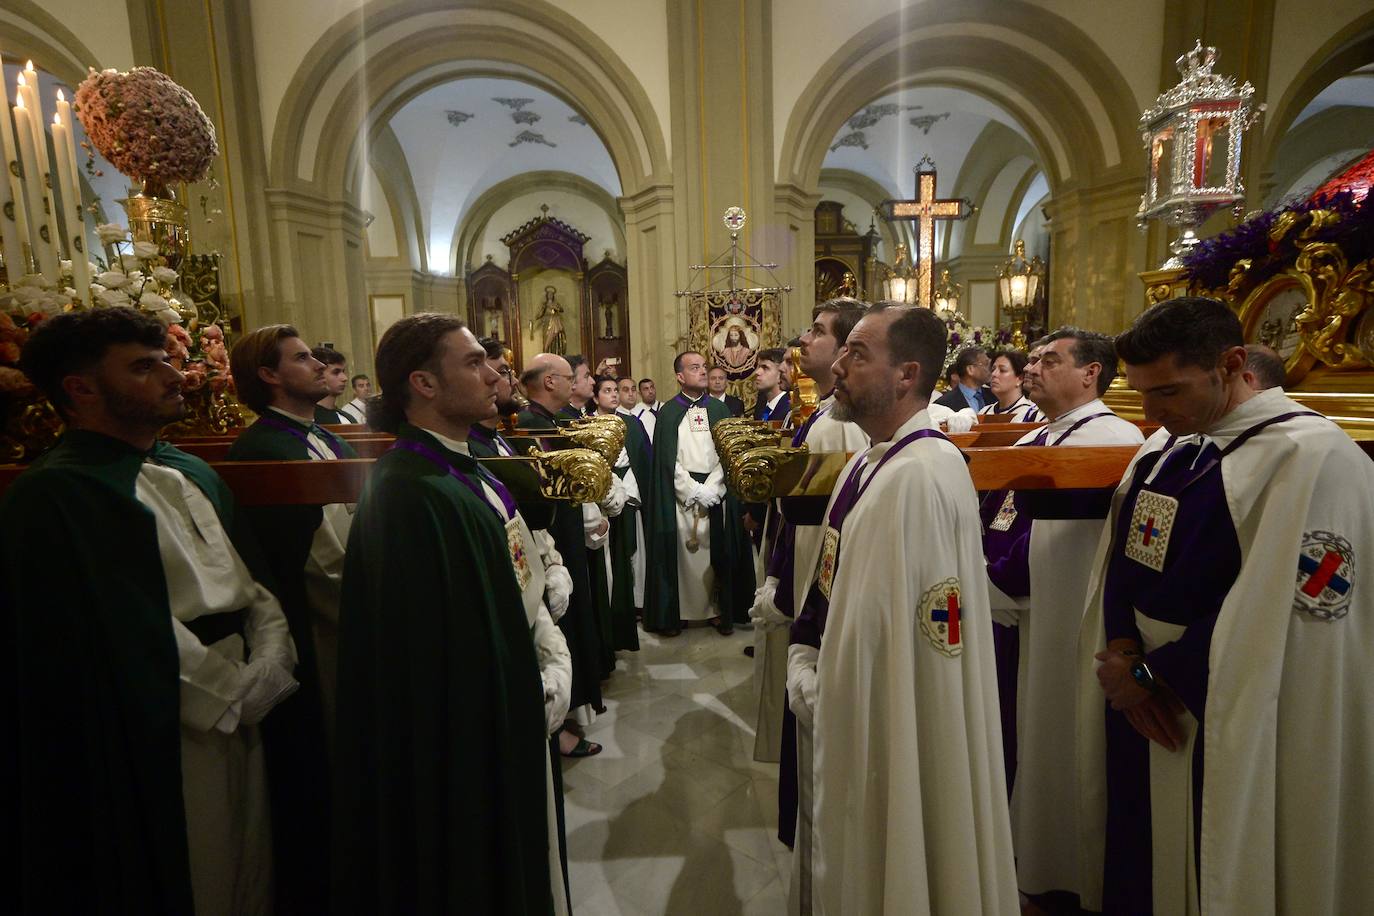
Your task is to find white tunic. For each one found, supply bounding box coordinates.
[631,402,659,442]
[1076,388,1374,914]
[1004,399,1142,896]
[671,403,727,620]
[978,396,1040,423]
[136,460,297,916]
[811,410,1019,915]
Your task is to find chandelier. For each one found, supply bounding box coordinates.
[997,239,1044,350]
[880,243,920,305]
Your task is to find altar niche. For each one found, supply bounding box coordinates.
[465,206,631,373]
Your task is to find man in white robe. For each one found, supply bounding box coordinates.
[795,303,1018,915]
[979,328,1142,905]
[632,377,661,441]
[750,299,868,861]
[1077,297,1374,915]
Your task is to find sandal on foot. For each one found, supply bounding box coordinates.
[561,737,602,758]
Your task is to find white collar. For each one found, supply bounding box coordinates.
[865,409,935,463]
[418,426,470,456]
[1201,386,1297,449]
[765,390,786,412]
[1046,398,1108,431]
[711,393,726,401]
[268,405,318,426]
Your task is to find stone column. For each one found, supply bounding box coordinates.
[620,182,681,383]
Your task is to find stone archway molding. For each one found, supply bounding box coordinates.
[776,1,1140,194]
[451,171,627,276]
[0,0,103,86]
[270,0,670,200]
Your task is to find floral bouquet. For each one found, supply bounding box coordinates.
[73,67,219,186]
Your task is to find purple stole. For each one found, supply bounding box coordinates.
[389,438,519,521]
[258,413,347,459]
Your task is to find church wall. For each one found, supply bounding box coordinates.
[1267,0,1374,124]
[362,165,400,259]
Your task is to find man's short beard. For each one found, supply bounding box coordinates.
[495,396,521,414]
[106,393,186,431]
[831,384,893,423]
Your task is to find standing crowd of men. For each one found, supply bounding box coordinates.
[4,294,1371,915]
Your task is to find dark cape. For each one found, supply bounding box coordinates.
[332,424,553,915]
[606,412,653,650]
[518,402,603,711]
[0,430,237,915]
[227,412,356,913]
[643,393,756,631]
[315,404,345,425]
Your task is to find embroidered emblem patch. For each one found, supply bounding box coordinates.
[1124,489,1178,572]
[1294,530,1354,620]
[919,578,963,658]
[688,407,709,433]
[989,490,1018,532]
[816,526,839,599]
[506,518,532,591]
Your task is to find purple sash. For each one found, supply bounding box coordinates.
[390,438,519,521]
[468,423,515,457]
[259,414,346,460]
[791,426,952,648]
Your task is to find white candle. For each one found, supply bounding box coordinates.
[51,113,90,305]
[16,69,59,282]
[11,97,50,280]
[0,58,32,275]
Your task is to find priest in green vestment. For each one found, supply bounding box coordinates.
[2,308,299,915]
[333,314,560,915]
[643,350,756,635]
[227,324,354,913]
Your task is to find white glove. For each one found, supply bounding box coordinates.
[599,476,628,517]
[748,576,789,630]
[696,484,723,509]
[237,658,299,726]
[682,482,704,508]
[544,562,573,621]
[786,643,819,728]
[542,675,571,735]
[946,408,977,433]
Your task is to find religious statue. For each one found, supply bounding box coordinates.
[600,293,618,339]
[483,294,504,340]
[839,271,857,298]
[529,285,567,355]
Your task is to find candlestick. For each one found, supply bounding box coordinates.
[0,56,32,277]
[16,69,59,282]
[11,97,51,282]
[51,113,90,305]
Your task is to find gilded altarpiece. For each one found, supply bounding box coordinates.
[465,256,515,345]
[813,200,878,303]
[586,255,632,374]
[502,208,594,369]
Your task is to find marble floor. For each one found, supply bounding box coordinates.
[562,625,790,915]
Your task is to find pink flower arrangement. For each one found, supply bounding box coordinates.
[73,67,219,185]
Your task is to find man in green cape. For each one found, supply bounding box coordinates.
[227,324,355,913]
[333,314,559,914]
[2,307,298,915]
[518,352,610,756]
[643,350,756,635]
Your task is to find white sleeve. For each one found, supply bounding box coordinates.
[674,462,698,504]
[173,619,246,732]
[620,467,642,507]
[533,605,572,734]
[583,502,610,549]
[243,581,297,671]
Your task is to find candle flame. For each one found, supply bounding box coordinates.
[57,89,65,102]
[24,61,34,72]
[15,94,23,109]
[53,113,61,126]
[16,73,26,88]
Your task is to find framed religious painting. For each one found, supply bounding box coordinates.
[1237,273,1317,387]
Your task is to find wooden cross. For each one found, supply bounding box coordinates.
[882,156,972,307]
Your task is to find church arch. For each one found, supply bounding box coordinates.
[776,1,1140,195]
[1258,9,1374,186]
[270,0,669,201]
[451,171,626,276]
[0,0,103,85]
[943,121,1040,260]
[363,125,426,268]
[817,168,905,258]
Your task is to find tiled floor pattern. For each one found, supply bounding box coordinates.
[562,626,790,915]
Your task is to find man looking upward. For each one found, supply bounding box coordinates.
[565,355,594,418]
[312,345,353,424]
[633,377,660,440]
[752,348,790,421]
[708,365,745,416]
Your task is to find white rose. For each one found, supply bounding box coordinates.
[139,292,169,312]
[118,253,141,271]
[87,261,100,275]
[96,270,130,289]
[96,288,132,308]
[96,223,128,244]
[152,266,179,286]
[133,240,161,260]
[60,259,73,274]
[15,273,47,289]
[126,270,144,285]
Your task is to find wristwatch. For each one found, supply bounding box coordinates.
[1129,658,1159,694]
